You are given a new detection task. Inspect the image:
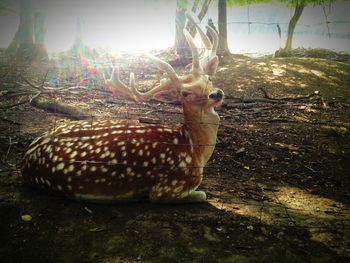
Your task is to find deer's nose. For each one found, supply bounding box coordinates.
[209,89,224,101]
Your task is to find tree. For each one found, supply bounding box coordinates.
[217,0,271,56]
[7,0,34,55]
[276,0,335,56]
[218,0,230,55]
[7,0,48,63]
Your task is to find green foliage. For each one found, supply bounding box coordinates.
[226,0,271,8]
[278,0,336,7]
[177,0,189,10]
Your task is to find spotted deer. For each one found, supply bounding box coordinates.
[21,14,224,203]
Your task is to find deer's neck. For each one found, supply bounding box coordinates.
[183,106,220,166]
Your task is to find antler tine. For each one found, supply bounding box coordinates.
[146,54,179,84]
[186,13,212,50]
[206,25,219,54]
[183,29,200,71]
[107,66,136,101]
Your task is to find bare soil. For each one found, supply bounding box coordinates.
[0,51,349,263]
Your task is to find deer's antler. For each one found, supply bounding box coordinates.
[106,13,219,102]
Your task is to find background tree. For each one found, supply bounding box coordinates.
[7,0,34,56]
[218,0,230,55]
[7,0,47,62]
[276,0,335,56]
[217,0,271,56]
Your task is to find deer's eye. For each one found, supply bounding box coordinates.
[181,91,191,97]
[208,76,212,82]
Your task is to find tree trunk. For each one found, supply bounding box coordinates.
[33,12,48,62]
[7,0,35,57]
[284,1,305,53]
[218,0,230,55]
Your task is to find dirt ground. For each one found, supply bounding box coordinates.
[0,50,349,263]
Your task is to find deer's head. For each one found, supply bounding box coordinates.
[106,13,224,125]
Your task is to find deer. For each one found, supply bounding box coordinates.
[21,13,224,203]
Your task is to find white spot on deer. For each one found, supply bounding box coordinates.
[82,165,87,171]
[51,167,56,173]
[135,129,146,134]
[121,146,126,151]
[120,173,125,178]
[81,143,88,149]
[45,179,51,186]
[117,141,125,146]
[110,159,118,165]
[96,141,103,146]
[57,185,63,191]
[70,151,78,159]
[67,185,73,191]
[87,145,93,150]
[174,185,184,193]
[46,145,52,153]
[105,151,111,157]
[110,152,116,158]
[143,161,149,167]
[179,161,186,168]
[95,179,100,183]
[67,164,74,172]
[55,146,61,152]
[111,130,123,135]
[101,166,108,173]
[95,148,101,154]
[171,179,178,186]
[151,157,157,164]
[157,128,163,132]
[173,138,179,145]
[138,149,143,156]
[76,170,82,176]
[81,151,87,157]
[112,171,117,177]
[122,151,127,157]
[152,142,158,148]
[160,153,166,159]
[185,156,192,164]
[56,162,65,171]
[90,166,97,172]
[131,149,136,154]
[101,178,106,183]
[102,132,109,137]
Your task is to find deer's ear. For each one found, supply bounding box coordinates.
[204,56,219,76]
[153,89,180,103]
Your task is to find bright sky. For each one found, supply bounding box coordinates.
[0,0,349,53]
